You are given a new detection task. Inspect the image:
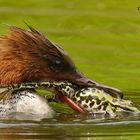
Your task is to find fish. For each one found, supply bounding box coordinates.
[0,81,138,117]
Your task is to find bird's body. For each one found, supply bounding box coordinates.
[0,88,53,119]
[0,26,94,118]
[0,26,94,86]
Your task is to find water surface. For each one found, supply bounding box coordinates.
[0,92,140,140]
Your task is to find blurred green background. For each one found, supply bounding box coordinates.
[0,0,140,91]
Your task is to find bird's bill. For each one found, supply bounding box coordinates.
[70,71,123,98]
[62,96,85,113]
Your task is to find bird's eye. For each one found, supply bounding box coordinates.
[42,54,66,72]
[50,60,64,72]
[55,60,61,65]
[54,60,63,67]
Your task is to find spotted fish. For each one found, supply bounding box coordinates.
[0,82,139,117]
[56,83,139,116]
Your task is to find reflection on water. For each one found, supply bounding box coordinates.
[0,92,140,140]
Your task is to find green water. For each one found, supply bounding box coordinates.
[0,0,140,90]
[0,0,140,139]
[0,118,140,140]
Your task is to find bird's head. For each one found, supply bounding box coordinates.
[0,26,94,86]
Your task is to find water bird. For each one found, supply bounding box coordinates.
[0,25,123,118]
